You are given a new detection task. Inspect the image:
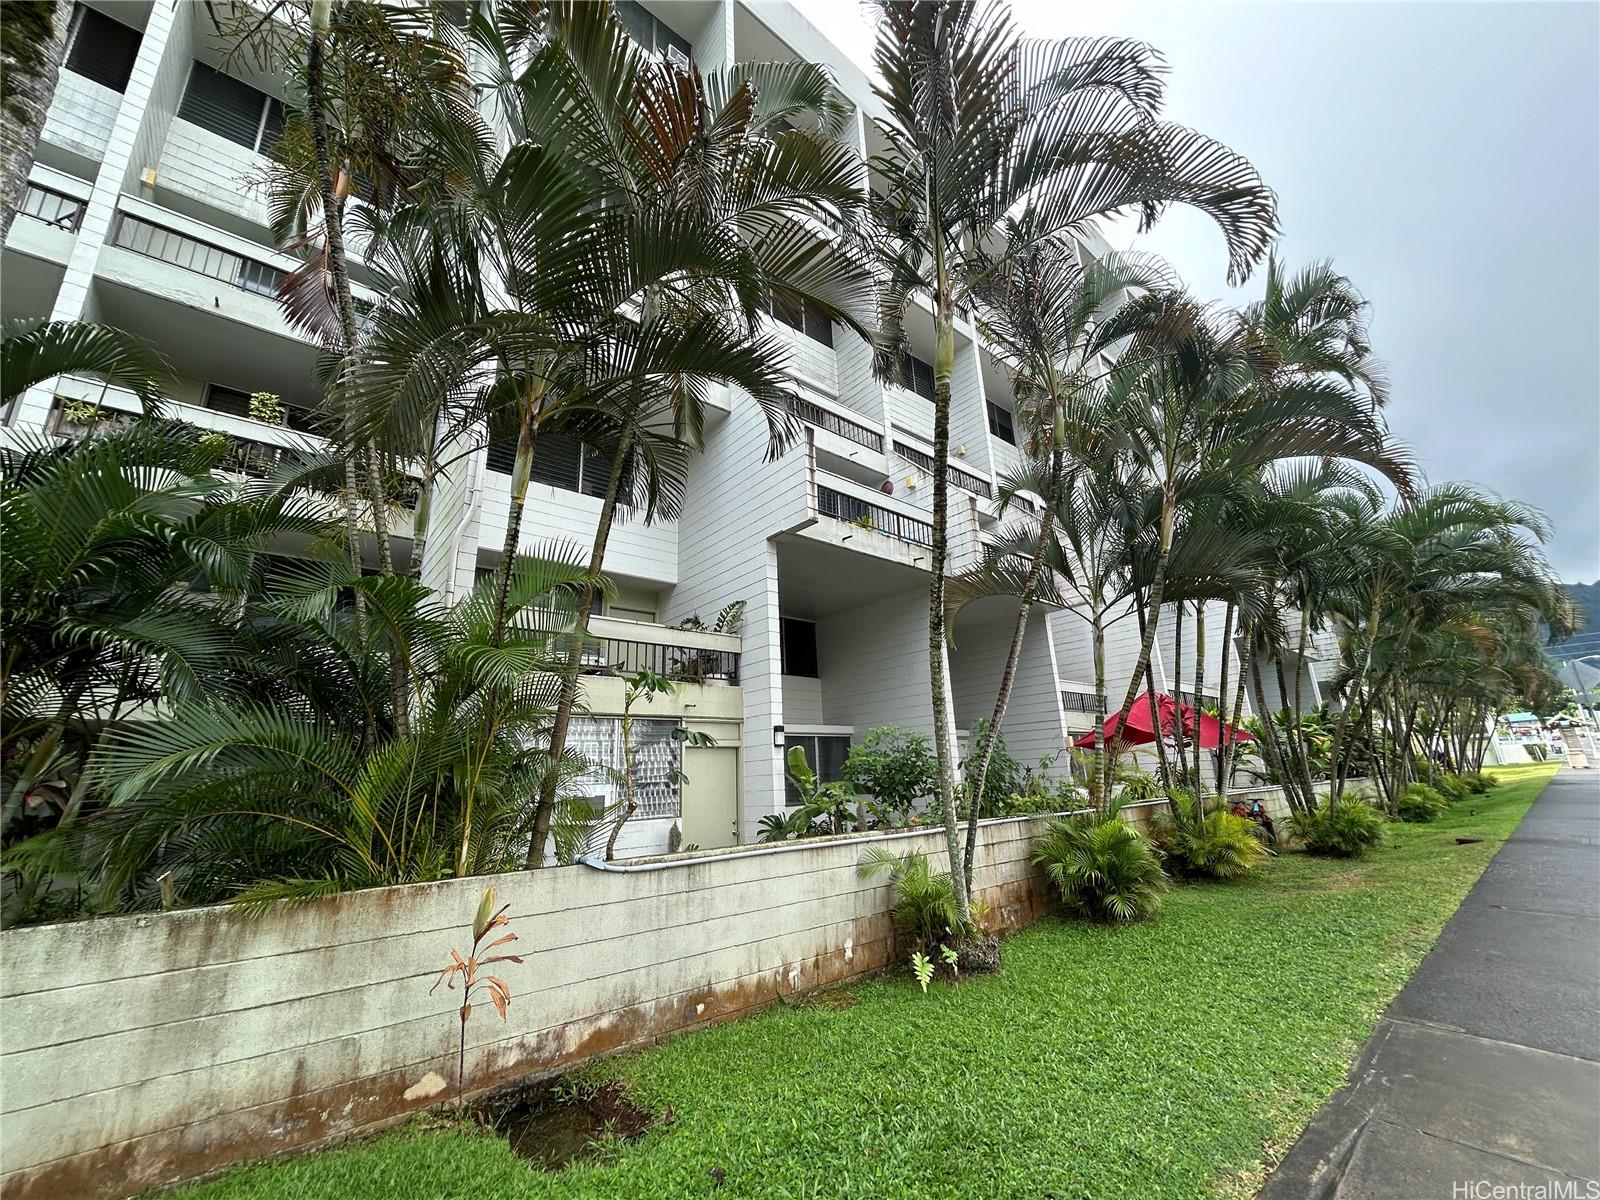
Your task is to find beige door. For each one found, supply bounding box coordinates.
[680,746,738,850]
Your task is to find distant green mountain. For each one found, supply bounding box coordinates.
[1550,580,1600,661]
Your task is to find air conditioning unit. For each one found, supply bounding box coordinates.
[665,44,690,71]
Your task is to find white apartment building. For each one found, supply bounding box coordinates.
[4,0,1322,854]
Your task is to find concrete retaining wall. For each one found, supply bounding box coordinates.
[0,816,1055,1200]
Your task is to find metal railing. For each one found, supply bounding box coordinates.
[792,397,882,452]
[112,213,285,298]
[1060,690,1099,715]
[575,637,739,685]
[816,483,934,548]
[892,440,993,499]
[49,397,421,508]
[18,183,85,232]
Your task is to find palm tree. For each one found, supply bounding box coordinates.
[6,547,602,915]
[2,319,171,418]
[1096,287,1412,808]
[0,1,66,242]
[0,421,335,922]
[867,0,1277,919]
[1322,484,1569,805]
[499,4,875,867]
[953,239,1172,881]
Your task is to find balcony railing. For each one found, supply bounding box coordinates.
[793,397,882,452]
[816,483,934,548]
[1060,690,1099,715]
[112,213,285,297]
[17,183,85,232]
[576,636,739,686]
[892,440,993,499]
[48,395,420,508]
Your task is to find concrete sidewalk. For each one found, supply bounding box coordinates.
[1259,768,1600,1200]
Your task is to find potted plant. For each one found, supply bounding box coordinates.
[59,399,109,430]
[248,391,285,425]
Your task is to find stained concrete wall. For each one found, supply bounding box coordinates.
[0,816,1054,1200]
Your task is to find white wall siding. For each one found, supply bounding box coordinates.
[950,608,1070,773]
[156,119,270,225]
[41,72,120,164]
[816,587,936,738]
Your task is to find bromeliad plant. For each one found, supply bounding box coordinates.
[432,887,523,1111]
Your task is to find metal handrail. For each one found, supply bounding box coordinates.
[792,397,882,452]
[112,212,285,297]
[817,483,934,548]
[18,182,86,232]
[892,439,992,499]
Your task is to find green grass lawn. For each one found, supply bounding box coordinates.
[174,765,1560,1200]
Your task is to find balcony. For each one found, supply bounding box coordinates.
[111,212,284,297]
[575,616,741,686]
[816,477,933,548]
[43,379,421,511]
[1060,685,1100,715]
[16,183,86,233]
[793,395,882,452]
[891,439,992,499]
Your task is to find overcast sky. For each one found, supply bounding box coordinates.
[793,0,1600,582]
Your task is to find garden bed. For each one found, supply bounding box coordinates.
[172,765,1559,1200]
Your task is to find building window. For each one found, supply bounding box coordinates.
[898,353,936,402]
[63,5,141,93]
[780,617,818,678]
[770,287,834,348]
[178,62,285,153]
[485,432,631,499]
[784,734,850,806]
[570,716,683,821]
[987,400,1016,445]
[615,1,692,68]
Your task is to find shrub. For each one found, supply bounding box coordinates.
[844,726,937,827]
[1396,784,1449,823]
[1031,815,1166,922]
[857,847,966,952]
[1153,793,1268,880]
[1432,774,1470,803]
[1461,771,1497,793]
[1290,799,1386,857]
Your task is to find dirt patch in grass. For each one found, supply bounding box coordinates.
[800,988,859,1011]
[490,1080,664,1171]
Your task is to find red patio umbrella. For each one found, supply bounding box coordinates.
[1073,692,1182,749]
[1073,692,1255,751]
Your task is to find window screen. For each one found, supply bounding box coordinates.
[899,354,935,401]
[178,63,281,152]
[987,400,1016,445]
[784,734,850,806]
[770,288,834,348]
[780,617,818,678]
[64,5,141,93]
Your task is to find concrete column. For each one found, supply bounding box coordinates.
[739,542,786,837]
[15,1,181,432]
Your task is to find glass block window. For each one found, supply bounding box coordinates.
[569,716,682,820]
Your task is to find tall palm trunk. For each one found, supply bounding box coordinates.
[527,435,629,867]
[1171,599,1187,778]
[1330,598,1382,805]
[927,307,969,921]
[1104,486,1174,806]
[1271,650,1307,809]
[1191,600,1206,792]
[962,450,1061,891]
[1221,631,1251,802]
[1250,653,1302,813]
[1214,600,1236,794]
[1090,609,1108,812]
[306,18,367,627]
[1289,610,1316,803]
[490,397,542,646]
[0,2,65,244]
